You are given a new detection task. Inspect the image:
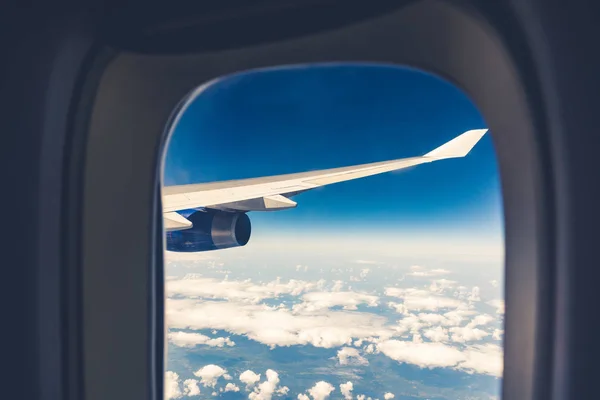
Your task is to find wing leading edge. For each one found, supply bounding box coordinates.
[162,129,487,226]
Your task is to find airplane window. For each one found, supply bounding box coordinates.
[162,64,504,400]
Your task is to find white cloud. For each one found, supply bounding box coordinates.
[298,395,310,400]
[492,329,504,340]
[467,314,495,328]
[224,383,240,392]
[378,340,467,369]
[429,279,457,293]
[359,269,371,279]
[460,344,504,377]
[293,291,379,312]
[167,298,394,349]
[385,288,465,312]
[443,309,479,325]
[331,280,344,292]
[377,339,503,377]
[307,381,335,400]
[422,326,449,342]
[357,395,366,400]
[384,393,395,400]
[490,280,499,288]
[166,270,504,380]
[165,371,183,399]
[167,275,323,304]
[337,347,369,366]
[240,370,261,388]
[249,369,288,400]
[193,365,228,388]
[449,326,490,343]
[417,313,453,326]
[183,379,200,397]
[277,387,290,395]
[340,382,353,400]
[488,299,505,314]
[468,287,481,302]
[168,331,235,348]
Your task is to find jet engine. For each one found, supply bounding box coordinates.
[166,210,251,252]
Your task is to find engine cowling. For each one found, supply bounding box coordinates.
[166,210,251,252]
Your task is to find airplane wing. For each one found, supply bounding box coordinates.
[162,129,487,230]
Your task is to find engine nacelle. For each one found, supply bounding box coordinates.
[166,210,251,252]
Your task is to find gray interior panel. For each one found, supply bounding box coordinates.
[82,1,549,399]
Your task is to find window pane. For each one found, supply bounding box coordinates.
[163,64,504,400]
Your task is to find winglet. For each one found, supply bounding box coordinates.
[424,129,488,159]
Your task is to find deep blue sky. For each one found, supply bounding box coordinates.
[164,64,502,241]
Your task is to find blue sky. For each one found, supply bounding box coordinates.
[163,63,502,245]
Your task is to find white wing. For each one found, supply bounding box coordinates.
[162,129,487,230]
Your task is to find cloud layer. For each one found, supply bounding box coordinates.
[165,259,503,400]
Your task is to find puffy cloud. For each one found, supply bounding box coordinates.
[488,299,505,314]
[493,329,504,340]
[167,298,394,349]
[377,339,503,377]
[293,292,379,312]
[337,347,369,366]
[467,314,495,328]
[167,275,320,304]
[307,381,335,400]
[443,309,479,325]
[468,287,481,302]
[429,279,457,293]
[460,344,503,376]
[277,387,290,395]
[298,395,310,400]
[449,326,490,343]
[387,302,408,314]
[165,371,183,399]
[384,393,395,400]
[183,379,200,396]
[442,314,494,342]
[418,313,453,326]
[385,288,465,312]
[340,382,353,400]
[168,331,235,348]
[224,383,240,392]
[331,280,344,292]
[240,370,261,388]
[193,365,228,388]
[249,369,288,400]
[166,269,503,380]
[378,340,467,369]
[360,269,371,279]
[422,326,449,342]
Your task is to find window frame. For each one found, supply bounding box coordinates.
[71,1,555,399]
